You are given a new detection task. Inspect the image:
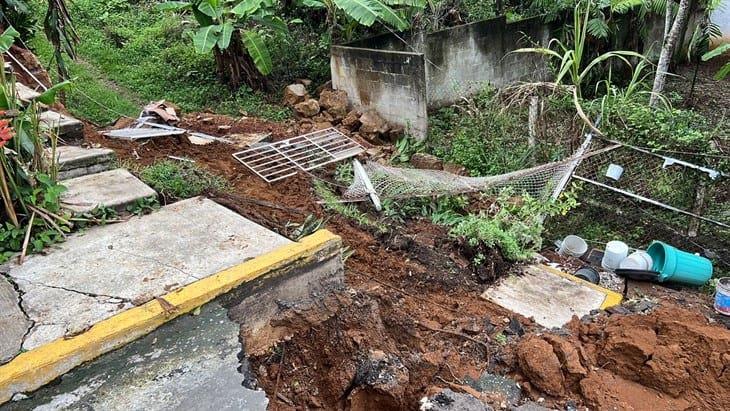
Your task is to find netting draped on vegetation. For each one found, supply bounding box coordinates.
[343,155,575,201]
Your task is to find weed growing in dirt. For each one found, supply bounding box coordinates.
[449,189,579,261]
[427,88,567,176]
[139,161,228,201]
[126,197,161,216]
[314,181,387,233]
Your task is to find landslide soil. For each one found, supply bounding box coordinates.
[84,116,522,409]
[510,302,730,410]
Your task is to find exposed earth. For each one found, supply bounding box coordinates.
[77,100,730,409]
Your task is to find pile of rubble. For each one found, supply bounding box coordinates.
[282,82,403,143]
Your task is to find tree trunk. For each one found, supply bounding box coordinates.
[213,31,267,91]
[650,0,691,108]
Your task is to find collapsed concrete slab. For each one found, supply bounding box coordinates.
[55,146,116,180]
[40,111,84,140]
[1,197,290,352]
[11,302,268,411]
[482,265,622,329]
[60,168,157,213]
[0,199,343,404]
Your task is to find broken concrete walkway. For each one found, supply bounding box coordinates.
[3,301,268,410]
[60,168,157,213]
[0,197,290,354]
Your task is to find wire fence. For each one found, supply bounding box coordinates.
[547,138,730,276]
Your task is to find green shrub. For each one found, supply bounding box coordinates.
[139,161,228,201]
[449,189,579,261]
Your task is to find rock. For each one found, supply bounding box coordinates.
[511,401,552,411]
[410,153,443,170]
[359,110,390,136]
[420,389,492,411]
[313,121,333,131]
[387,125,405,141]
[312,111,334,124]
[315,80,333,96]
[347,351,409,410]
[542,335,587,383]
[319,89,349,121]
[283,84,308,107]
[294,98,320,118]
[342,110,362,131]
[515,336,565,396]
[296,78,313,87]
[217,125,232,132]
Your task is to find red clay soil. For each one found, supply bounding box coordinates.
[510,302,730,410]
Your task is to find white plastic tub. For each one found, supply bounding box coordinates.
[602,241,629,271]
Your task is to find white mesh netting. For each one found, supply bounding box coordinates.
[343,157,574,201]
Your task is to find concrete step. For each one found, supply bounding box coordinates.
[15,82,41,104]
[54,145,117,180]
[40,110,84,140]
[60,168,157,213]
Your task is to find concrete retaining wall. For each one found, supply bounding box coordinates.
[331,45,428,139]
[330,16,552,139]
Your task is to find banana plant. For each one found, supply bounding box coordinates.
[158,0,290,89]
[702,44,730,80]
[298,0,425,36]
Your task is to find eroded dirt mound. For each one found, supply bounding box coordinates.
[513,304,730,410]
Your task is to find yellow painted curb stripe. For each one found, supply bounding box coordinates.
[0,229,341,403]
[539,264,623,309]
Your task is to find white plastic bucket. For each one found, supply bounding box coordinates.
[619,251,653,270]
[558,235,588,258]
[606,164,624,181]
[602,241,629,271]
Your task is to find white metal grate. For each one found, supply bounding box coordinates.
[232,128,364,182]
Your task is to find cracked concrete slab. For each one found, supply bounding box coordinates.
[55,146,116,180]
[6,301,268,411]
[60,168,158,213]
[0,277,31,364]
[0,197,290,356]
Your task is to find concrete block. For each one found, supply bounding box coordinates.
[482,265,622,329]
[60,168,157,213]
[14,83,41,103]
[40,111,84,140]
[54,146,116,180]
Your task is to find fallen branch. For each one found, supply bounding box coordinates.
[18,211,36,265]
[415,320,490,355]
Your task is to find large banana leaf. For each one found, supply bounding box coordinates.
[241,30,272,75]
[35,80,72,105]
[334,0,409,30]
[383,0,426,7]
[198,0,223,19]
[232,0,266,16]
[0,26,20,53]
[217,22,234,49]
[193,25,222,54]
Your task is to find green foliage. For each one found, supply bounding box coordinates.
[513,0,646,98]
[286,214,327,240]
[428,88,566,176]
[449,189,579,261]
[314,180,387,232]
[600,98,712,152]
[157,0,289,76]
[702,44,730,80]
[139,160,228,201]
[392,136,424,163]
[126,197,161,216]
[31,1,290,124]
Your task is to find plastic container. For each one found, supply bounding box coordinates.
[606,164,624,181]
[574,266,600,284]
[602,241,629,271]
[647,241,713,286]
[619,251,653,270]
[557,235,588,258]
[714,278,730,316]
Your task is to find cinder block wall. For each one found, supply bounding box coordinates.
[331,16,552,139]
[331,45,428,139]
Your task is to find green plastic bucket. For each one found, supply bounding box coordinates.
[647,241,713,286]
